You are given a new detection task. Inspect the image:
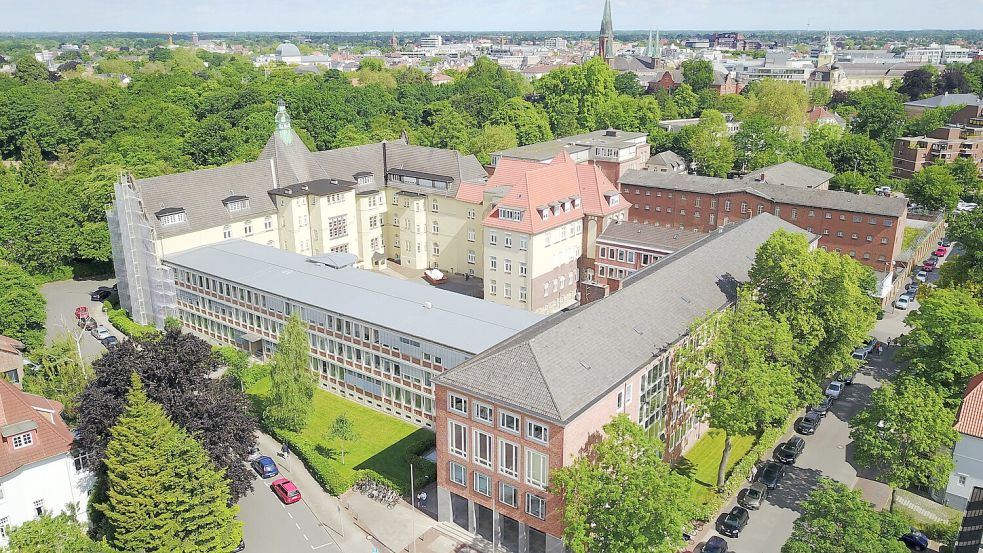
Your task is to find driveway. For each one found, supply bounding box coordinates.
[39,278,121,362]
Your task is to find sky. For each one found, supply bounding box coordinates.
[3,0,982,32]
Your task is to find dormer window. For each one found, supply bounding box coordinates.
[540,209,550,221]
[226,199,249,212]
[499,208,523,222]
[609,195,620,207]
[355,172,375,186]
[12,431,33,449]
[563,201,572,212]
[156,208,187,226]
[573,197,582,208]
[552,205,562,216]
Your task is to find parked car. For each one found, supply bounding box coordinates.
[90,287,112,301]
[91,326,111,341]
[923,259,936,272]
[101,336,119,348]
[740,482,768,510]
[899,529,929,551]
[940,238,952,248]
[895,296,911,310]
[851,349,868,362]
[956,201,978,212]
[230,540,246,553]
[84,318,98,331]
[702,536,728,553]
[837,369,858,385]
[251,455,279,478]
[811,396,834,417]
[934,247,948,257]
[906,280,920,293]
[271,478,301,504]
[858,336,878,354]
[719,506,750,537]
[757,461,786,490]
[797,411,822,435]
[775,436,806,464]
[915,270,928,282]
[825,381,844,400]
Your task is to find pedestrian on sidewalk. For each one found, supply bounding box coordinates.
[417,491,427,507]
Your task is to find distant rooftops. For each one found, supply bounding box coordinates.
[164,240,543,355]
[493,129,648,162]
[597,220,706,252]
[905,93,983,109]
[436,214,812,423]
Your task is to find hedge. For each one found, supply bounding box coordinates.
[105,306,158,338]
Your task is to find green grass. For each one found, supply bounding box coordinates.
[248,377,434,491]
[902,227,925,251]
[678,429,757,504]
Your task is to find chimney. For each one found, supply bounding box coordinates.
[757,172,766,182]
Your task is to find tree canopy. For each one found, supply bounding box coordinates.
[264,313,317,432]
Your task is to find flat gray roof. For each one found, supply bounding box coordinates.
[494,129,647,161]
[164,241,543,354]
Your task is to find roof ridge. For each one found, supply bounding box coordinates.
[523,340,564,421]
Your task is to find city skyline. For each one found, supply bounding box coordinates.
[4,0,983,33]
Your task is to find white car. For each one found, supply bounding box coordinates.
[92,326,111,340]
[895,296,911,310]
[915,270,928,282]
[957,202,978,212]
[825,381,844,400]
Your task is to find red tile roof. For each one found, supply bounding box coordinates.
[482,153,627,234]
[454,182,486,204]
[0,379,73,478]
[956,373,983,439]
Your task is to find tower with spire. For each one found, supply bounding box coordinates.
[598,0,614,60]
[390,30,398,51]
[275,99,293,145]
[818,32,835,67]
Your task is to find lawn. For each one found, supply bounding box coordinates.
[678,429,757,505]
[248,377,434,492]
[902,226,925,251]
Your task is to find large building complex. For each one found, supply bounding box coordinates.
[164,240,542,428]
[892,105,983,180]
[618,163,908,272]
[433,214,814,553]
[0,379,92,545]
[480,152,629,314]
[108,101,489,328]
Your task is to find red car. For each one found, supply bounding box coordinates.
[923,259,937,272]
[271,478,301,504]
[934,247,948,257]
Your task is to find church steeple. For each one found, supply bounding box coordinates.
[599,0,614,59]
[818,32,835,67]
[646,30,654,57]
[655,30,662,58]
[275,99,293,145]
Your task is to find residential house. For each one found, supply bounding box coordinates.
[892,126,983,180]
[645,150,687,174]
[0,337,24,388]
[433,214,814,553]
[947,373,983,510]
[0,379,92,545]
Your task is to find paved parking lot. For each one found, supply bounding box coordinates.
[39,278,121,361]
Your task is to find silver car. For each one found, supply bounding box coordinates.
[92,326,111,341]
[739,482,768,510]
[825,381,844,400]
[895,296,911,310]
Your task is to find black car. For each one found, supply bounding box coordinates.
[796,411,822,435]
[900,529,929,551]
[836,369,857,385]
[702,535,728,553]
[90,287,112,301]
[757,461,785,490]
[719,505,749,538]
[775,436,806,464]
[101,335,119,348]
[811,396,834,417]
[940,239,952,248]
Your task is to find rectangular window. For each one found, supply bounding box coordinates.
[519,262,527,276]
[489,256,497,270]
[504,234,512,247]
[525,449,549,488]
[467,250,476,264]
[504,259,512,273]
[526,494,546,520]
[500,482,518,508]
[33,499,44,517]
[474,472,492,496]
[724,200,732,212]
[432,199,439,213]
[489,232,497,245]
[467,208,476,219]
[616,391,624,412]
[12,432,33,449]
[626,383,633,404]
[490,280,497,295]
[527,421,549,444]
[520,286,528,302]
[328,215,347,238]
[500,411,520,433]
[448,420,468,458]
[499,439,519,478]
[467,228,476,242]
[160,211,187,225]
[474,430,494,468]
[474,403,493,424]
[499,208,523,222]
[449,462,466,486]
[448,394,468,415]
[519,237,528,250]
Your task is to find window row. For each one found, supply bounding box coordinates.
[448,462,547,519]
[447,394,549,443]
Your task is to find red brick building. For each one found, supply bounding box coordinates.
[434,215,814,553]
[619,164,908,272]
[893,126,983,180]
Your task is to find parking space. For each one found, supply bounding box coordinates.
[39,278,121,362]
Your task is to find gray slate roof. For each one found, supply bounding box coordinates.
[164,240,542,354]
[597,221,706,251]
[621,163,907,217]
[495,129,647,162]
[904,93,983,109]
[436,214,811,423]
[745,161,833,189]
[646,150,687,171]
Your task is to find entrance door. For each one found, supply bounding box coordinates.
[476,504,493,542]
[450,493,469,530]
[500,515,519,552]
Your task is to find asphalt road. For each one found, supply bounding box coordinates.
[39,277,121,362]
[695,245,959,553]
[237,457,342,553]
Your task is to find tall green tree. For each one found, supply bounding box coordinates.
[744,79,809,139]
[732,114,799,172]
[14,55,50,84]
[613,71,644,97]
[848,85,907,143]
[940,210,983,293]
[829,170,875,193]
[550,415,693,553]
[5,511,115,553]
[680,288,799,489]
[687,109,736,178]
[0,260,46,349]
[98,374,242,553]
[488,98,553,146]
[671,83,699,119]
[907,165,962,211]
[897,68,936,100]
[18,134,49,188]
[898,287,983,405]
[850,378,958,489]
[782,479,911,553]
[948,157,981,200]
[264,313,317,432]
[824,133,891,182]
[681,59,714,92]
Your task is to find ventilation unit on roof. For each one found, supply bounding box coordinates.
[605,130,618,137]
[330,179,339,185]
[283,188,293,194]
[423,301,433,309]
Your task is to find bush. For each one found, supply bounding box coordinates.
[106,307,158,338]
[269,428,354,495]
[404,433,437,492]
[923,518,960,545]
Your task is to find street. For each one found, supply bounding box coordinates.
[39,277,121,362]
[695,243,951,553]
[237,468,341,553]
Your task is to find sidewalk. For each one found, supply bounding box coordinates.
[256,431,443,553]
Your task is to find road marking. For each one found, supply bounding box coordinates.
[303,534,309,541]
[311,543,333,550]
[288,512,294,519]
[296,523,301,530]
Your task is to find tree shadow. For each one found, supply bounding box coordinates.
[315,443,339,460]
[762,465,823,514]
[355,427,435,492]
[675,457,697,479]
